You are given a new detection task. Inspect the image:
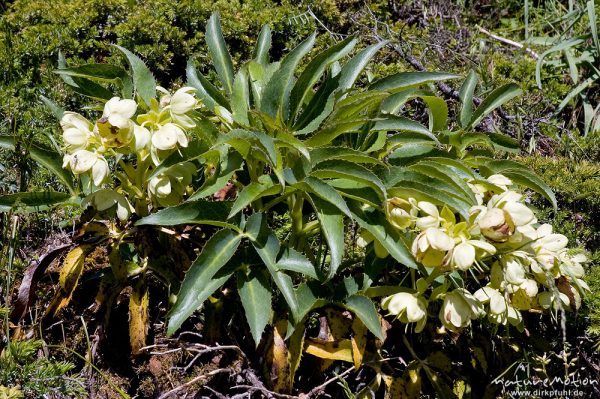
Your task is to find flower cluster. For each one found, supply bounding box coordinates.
[60,87,200,217]
[381,174,588,333]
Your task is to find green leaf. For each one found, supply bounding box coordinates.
[386,173,472,219]
[458,70,478,128]
[219,129,277,167]
[294,176,351,217]
[0,136,76,194]
[248,61,279,107]
[228,178,278,218]
[39,95,65,120]
[307,194,345,280]
[0,191,74,213]
[468,83,522,128]
[304,118,371,147]
[288,36,357,122]
[309,147,382,167]
[372,115,438,142]
[237,268,272,346]
[260,32,316,119]
[277,247,319,280]
[68,76,114,100]
[186,60,231,111]
[54,63,129,82]
[246,213,299,318]
[342,295,383,340]
[293,74,338,133]
[410,161,477,203]
[338,41,387,91]
[112,45,156,106]
[188,150,243,200]
[167,229,242,336]
[589,0,600,54]
[206,13,236,96]
[254,25,272,65]
[329,91,389,121]
[275,131,310,161]
[535,37,585,89]
[231,67,250,125]
[135,200,240,230]
[348,201,418,269]
[369,72,459,92]
[421,95,448,132]
[329,179,381,208]
[419,157,476,180]
[311,160,386,200]
[487,132,520,153]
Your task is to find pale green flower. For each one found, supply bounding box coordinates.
[102,97,137,129]
[357,230,388,258]
[439,288,484,331]
[450,239,495,271]
[411,227,455,268]
[133,124,151,153]
[95,97,137,148]
[537,291,571,310]
[63,150,109,186]
[61,112,94,151]
[476,191,536,242]
[159,86,198,128]
[148,162,195,207]
[83,189,132,221]
[385,197,417,230]
[502,256,527,286]
[560,252,586,279]
[486,174,512,190]
[151,123,188,151]
[382,292,428,332]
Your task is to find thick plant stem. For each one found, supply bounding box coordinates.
[288,195,304,250]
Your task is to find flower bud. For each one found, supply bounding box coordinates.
[385,197,416,230]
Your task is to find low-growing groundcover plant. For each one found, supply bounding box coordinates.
[0,12,592,398]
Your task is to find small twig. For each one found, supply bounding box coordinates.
[477,25,539,59]
[157,368,232,399]
[304,366,355,398]
[231,385,297,399]
[149,347,183,356]
[204,386,229,399]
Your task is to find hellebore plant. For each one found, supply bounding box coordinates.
[0,12,589,396]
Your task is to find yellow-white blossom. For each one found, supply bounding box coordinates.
[385,197,417,230]
[151,123,188,151]
[60,112,94,151]
[382,292,428,332]
[148,162,195,207]
[439,288,484,331]
[450,239,496,270]
[411,227,455,267]
[83,189,133,221]
[133,124,152,154]
[102,97,137,129]
[63,150,109,186]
